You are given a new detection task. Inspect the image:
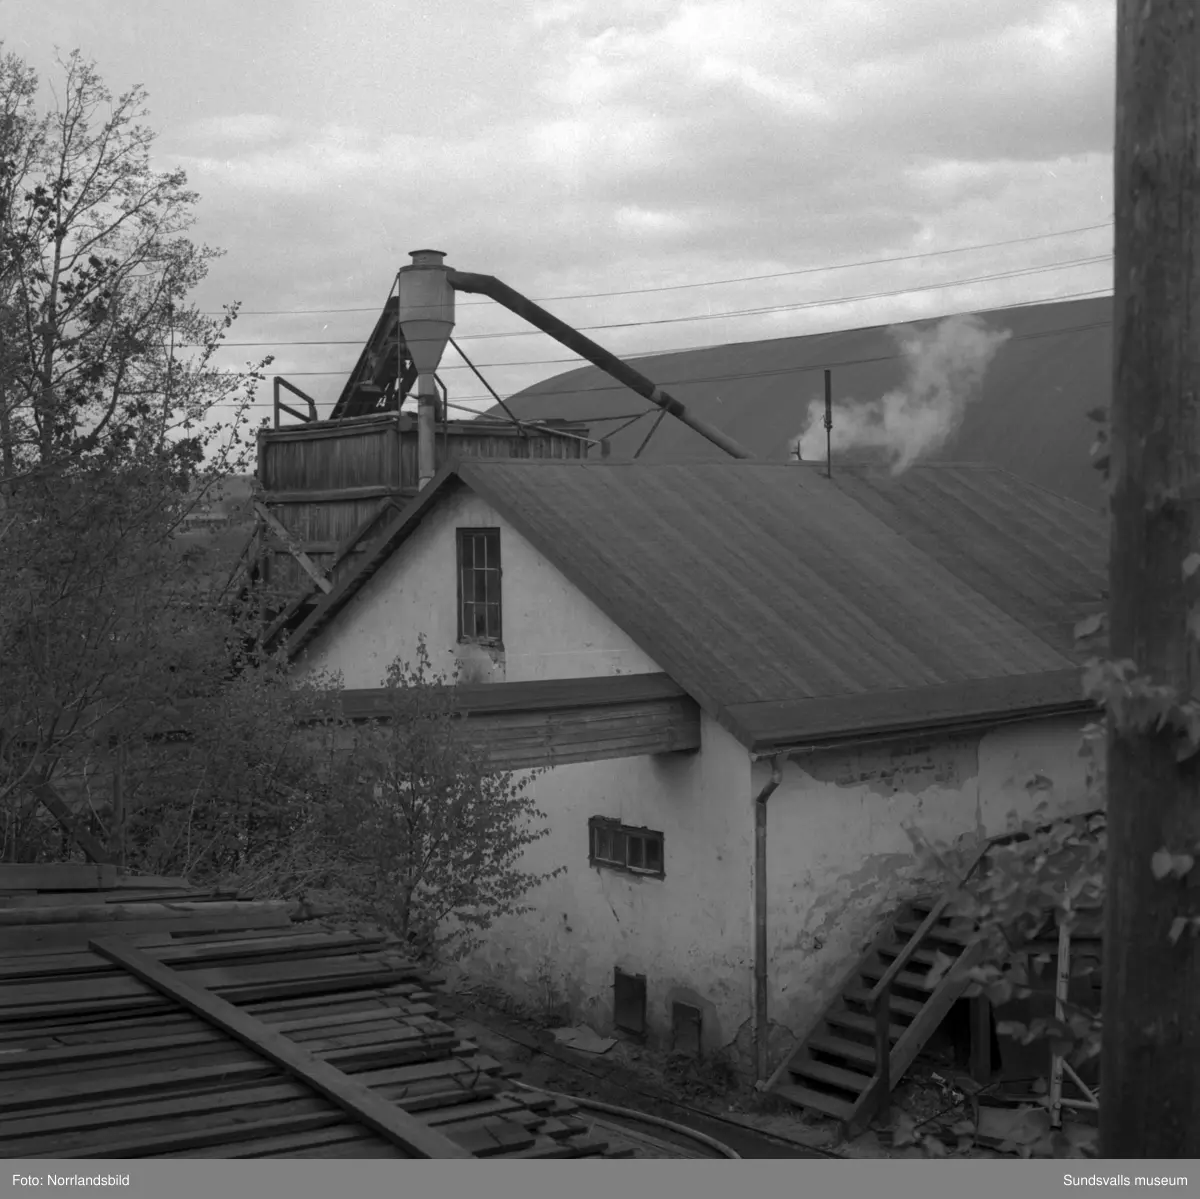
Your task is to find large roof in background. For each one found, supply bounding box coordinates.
[291,460,1105,750]
[496,296,1112,512]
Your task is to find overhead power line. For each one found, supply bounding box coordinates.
[268,284,1115,381]
[199,221,1113,317]
[206,293,1114,409]
[208,253,1111,350]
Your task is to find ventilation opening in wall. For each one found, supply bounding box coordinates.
[671,1002,702,1056]
[613,968,647,1036]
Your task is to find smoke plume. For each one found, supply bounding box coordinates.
[789,314,1012,474]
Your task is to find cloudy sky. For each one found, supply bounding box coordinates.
[6,0,1114,423]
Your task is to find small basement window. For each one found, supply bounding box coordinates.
[672,1002,702,1057]
[456,527,502,644]
[588,817,664,878]
[613,968,647,1036]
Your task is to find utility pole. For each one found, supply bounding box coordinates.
[1102,0,1200,1157]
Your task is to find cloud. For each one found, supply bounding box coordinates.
[26,0,1112,419]
[182,113,293,147]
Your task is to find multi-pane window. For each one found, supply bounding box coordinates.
[588,817,664,878]
[456,527,502,643]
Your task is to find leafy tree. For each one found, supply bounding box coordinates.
[299,640,564,962]
[112,658,344,883]
[0,46,268,860]
[0,48,256,473]
[903,384,1200,1156]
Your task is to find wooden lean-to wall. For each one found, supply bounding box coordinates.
[257,415,589,599]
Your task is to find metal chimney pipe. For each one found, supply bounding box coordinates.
[398,250,456,488]
[823,369,833,479]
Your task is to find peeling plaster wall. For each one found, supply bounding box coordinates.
[301,487,663,686]
[458,713,753,1053]
[294,482,1097,1067]
[763,713,1093,1048]
[297,483,754,1050]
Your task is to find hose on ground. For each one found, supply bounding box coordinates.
[510,1078,741,1158]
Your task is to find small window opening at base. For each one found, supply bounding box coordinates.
[613,968,647,1036]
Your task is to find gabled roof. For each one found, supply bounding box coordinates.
[287,459,1106,751]
[498,296,1112,511]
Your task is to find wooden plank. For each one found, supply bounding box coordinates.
[450,1121,537,1157]
[90,937,469,1158]
[339,672,686,720]
[188,968,427,1008]
[1,1038,490,1143]
[183,1125,396,1158]
[262,484,404,504]
[0,889,203,908]
[3,1084,341,1149]
[271,1134,408,1158]
[32,786,113,865]
[0,899,294,926]
[48,1109,353,1160]
[113,874,196,890]
[0,911,292,955]
[3,1041,259,1088]
[150,930,391,967]
[0,969,417,1025]
[254,501,333,594]
[0,981,428,1043]
[0,986,397,1046]
[0,864,119,891]
[0,1005,434,1072]
[475,716,701,769]
[2,1032,486,1115]
[168,1125,390,1159]
[0,959,419,1015]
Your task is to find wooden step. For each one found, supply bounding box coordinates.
[857,963,937,991]
[877,944,940,968]
[844,986,924,1017]
[827,1009,907,1041]
[893,919,971,945]
[808,1034,879,1067]
[910,899,971,921]
[773,1082,855,1122]
[790,1057,872,1095]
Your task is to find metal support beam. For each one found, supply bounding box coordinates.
[447,270,754,461]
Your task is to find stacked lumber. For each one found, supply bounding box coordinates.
[0,865,629,1158]
[0,863,300,954]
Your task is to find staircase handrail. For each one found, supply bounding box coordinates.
[865,835,1001,1102]
[866,835,998,1008]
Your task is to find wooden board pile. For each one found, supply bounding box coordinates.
[0,864,630,1159]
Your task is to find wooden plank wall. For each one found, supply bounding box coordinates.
[334,678,701,771]
[461,696,700,770]
[257,416,589,597]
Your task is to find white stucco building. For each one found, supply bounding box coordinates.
[284,457,1106,1097]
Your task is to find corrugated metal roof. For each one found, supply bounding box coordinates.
[497,296,1112,511]
[290,460,1105,749]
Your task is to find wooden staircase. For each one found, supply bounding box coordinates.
[770,892,983,1135]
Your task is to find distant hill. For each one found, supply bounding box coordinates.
[496,296,1111,512]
